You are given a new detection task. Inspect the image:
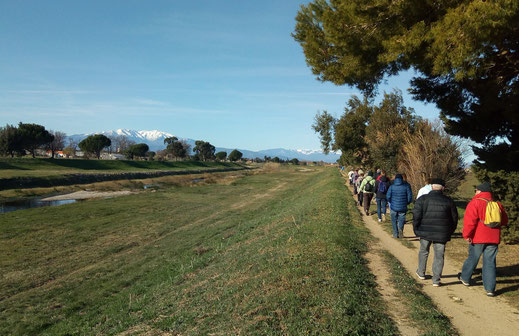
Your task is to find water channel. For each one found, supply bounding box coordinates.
[0,199,78,214]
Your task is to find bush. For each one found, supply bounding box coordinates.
[473,167,519,244]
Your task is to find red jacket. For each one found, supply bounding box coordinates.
[462,192,508,244]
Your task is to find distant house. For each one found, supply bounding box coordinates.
[45,150,65,158]
[101,153,126,160]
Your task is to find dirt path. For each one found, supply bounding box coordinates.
[355,192,519,336]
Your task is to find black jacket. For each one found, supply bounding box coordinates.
[412,190,458,243]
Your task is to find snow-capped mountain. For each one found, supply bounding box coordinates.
[68,129,340,163]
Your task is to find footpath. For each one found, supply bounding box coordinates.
[348,184,519,336]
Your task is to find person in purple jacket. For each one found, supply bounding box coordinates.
[386,173,413,238]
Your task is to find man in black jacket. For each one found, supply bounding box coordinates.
[413,178,458,286]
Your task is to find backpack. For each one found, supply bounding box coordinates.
[364,179,375,193]
[476,198,502,228]
[378,181,388,193]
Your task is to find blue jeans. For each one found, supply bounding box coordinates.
[460,243,498,292]
[390,209,406,238]
[376,198,387,220]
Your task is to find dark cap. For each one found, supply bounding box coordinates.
[395,173,403,179]
[476,181,492,192]
[367,171,374,177]
[430,178,445,186]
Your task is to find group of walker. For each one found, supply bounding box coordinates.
[346,168,508,297]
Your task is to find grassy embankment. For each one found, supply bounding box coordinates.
[0,158,245,199]
[0,158,241,178]
[1,166,398,335]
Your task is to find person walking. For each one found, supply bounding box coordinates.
[348,168,355,186]
[386,173,413,238]
[417,178,433,199]
[375,172,390,222]
[355,170,365,207]
[458,181,508,297]
[360,171,376,216]
[413,179,458,287]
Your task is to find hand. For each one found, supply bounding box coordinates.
[466,238,472,243]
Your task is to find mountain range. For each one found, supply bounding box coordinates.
[69,129,340,163]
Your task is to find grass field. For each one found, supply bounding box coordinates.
[0,167,398,335]
[0,158,241,178]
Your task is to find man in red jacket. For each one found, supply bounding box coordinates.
[458,181,508,296]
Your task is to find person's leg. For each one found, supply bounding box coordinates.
[482,244,499,293]
[397,211,406,237]
[364,193,373,215]
[390,209,398,237]
[381,198,387,221]
[363,193,369,214]
[358,191,363,206]
[376,198,382,220]
[432,242,446,285]
[461,243,484,284]
[417,238,431,278]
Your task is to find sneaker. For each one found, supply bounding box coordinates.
[486,292,495,297]
[433,282,441,287]
[398,229,403,238]
[378,218,382,222]
[382,214,386,222]
[457,273,470,286]
[415,271,426,280]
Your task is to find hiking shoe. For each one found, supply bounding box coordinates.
[415,271,426,280]
[457,273,470,286]
[433,282,441,287]
[486,292,496,297]
[398,229,403,238]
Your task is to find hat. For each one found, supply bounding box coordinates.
[476,181,492,192]
[395,173,403,179]
[367,171,374,177]
[430,178,445,186]
[358,169,364,175]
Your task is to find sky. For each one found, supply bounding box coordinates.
[0,0,440,151]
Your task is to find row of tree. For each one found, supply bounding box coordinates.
[313,91,467,195]
[0,123,249,162]
[0,123,66,158]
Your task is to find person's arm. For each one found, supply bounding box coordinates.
[386,186,392,203]
[450,200,459,234]
[463,201,479,241]
[412,197,423,233]
[499,202,508,227]
[406,184,413,204]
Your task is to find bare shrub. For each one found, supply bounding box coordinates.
[398,120,466,196]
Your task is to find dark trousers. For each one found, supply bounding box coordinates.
[363,193,373,214]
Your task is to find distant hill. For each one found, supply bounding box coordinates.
[69,129,340,163]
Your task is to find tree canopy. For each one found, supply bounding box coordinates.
[228,149,243,162]
[193,141,215,161]
[78,134,111,159]
[294,0,519,170]
[215,151,227,161]
[17,123,54,158]
[126,143,149,159]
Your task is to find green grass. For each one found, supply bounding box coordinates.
[0,167,397,335]
[383,251,459,336]
[0,157,241,178]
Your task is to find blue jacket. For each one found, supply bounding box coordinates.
[386,177,413,212]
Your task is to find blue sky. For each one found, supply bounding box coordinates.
[0,0,440,151]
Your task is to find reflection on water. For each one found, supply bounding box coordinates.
[0,199,78,214]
